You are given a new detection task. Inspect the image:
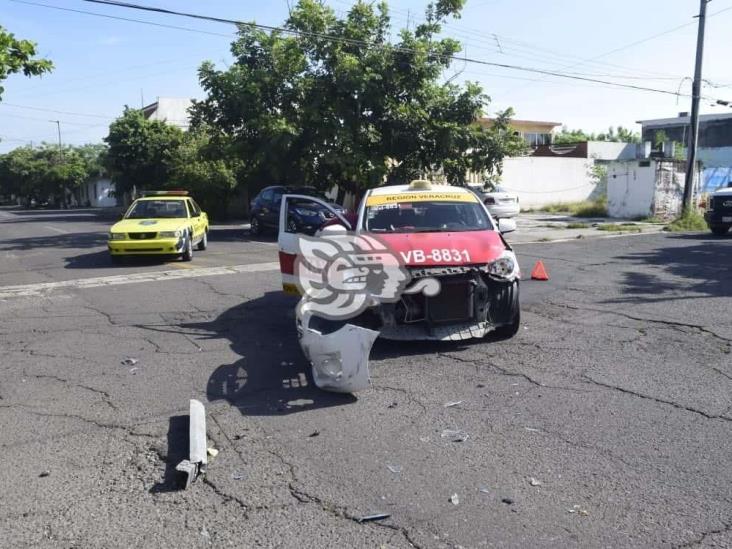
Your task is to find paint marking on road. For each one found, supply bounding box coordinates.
[44,225,68,234]
[0,262,281,299]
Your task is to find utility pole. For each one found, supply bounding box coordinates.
[682,0,709,214]
[51,120,62,147]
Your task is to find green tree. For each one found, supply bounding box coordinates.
[191,0,524,193]
[169,130,240,219]
[104,108,184,199]
[0,144,93,205]
[0,26,53,102]
[554,125,640,145]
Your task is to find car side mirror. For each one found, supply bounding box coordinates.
[498,218,517,234]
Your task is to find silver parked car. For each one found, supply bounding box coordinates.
[475,186,520,219]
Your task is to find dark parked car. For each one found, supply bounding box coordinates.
[704,181,732,236]
[249,186,347,236]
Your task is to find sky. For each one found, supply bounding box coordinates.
[1,0,732,153]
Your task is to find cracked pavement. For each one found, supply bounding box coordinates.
[0,208,730,548]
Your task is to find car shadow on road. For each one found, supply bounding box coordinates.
[606,233,732,304]
[64,251,183,270]
[188,292,356,416]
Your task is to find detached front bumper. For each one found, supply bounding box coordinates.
[108,237,184,255]
[297,310,379,393]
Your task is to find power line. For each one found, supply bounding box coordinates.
[12,0,732,105]
[0,102,115,119]
[63,0,715,100]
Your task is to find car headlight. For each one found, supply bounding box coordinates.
[487,253,517,279]
[109,232,126,240]
[294,208,320,217]
[159,230,182,238]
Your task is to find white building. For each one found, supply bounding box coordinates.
[79,177,116,208]
[141,97,192,130]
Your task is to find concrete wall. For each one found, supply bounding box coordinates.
[606,160,686,219]
[587,141,637,161]
[606,161,656,219]
[497,156,598,208]
[81,178,116,207]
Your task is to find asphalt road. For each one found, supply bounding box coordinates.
[0,207,730,548]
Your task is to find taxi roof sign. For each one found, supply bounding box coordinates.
[408,179,433,190]
[140,190,190,197]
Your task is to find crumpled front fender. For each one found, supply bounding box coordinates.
[297,310,379,393]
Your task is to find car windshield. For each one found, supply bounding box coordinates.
[125,200,187,219]
[364,200,493,233]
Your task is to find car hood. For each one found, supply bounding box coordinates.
[111,218,188,233]
[712,188,732,196]
[375,230,506,267]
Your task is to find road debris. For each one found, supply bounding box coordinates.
[441,428,469,442]
[39,471,50,478]
[529,477,542,486]
[129,367,139,375]
[357,513,391,523]
[388,402,398,408]
[501,498,514,505]
[568,504,589,515]
[175,399,208,489]
[449,493,460,505]
[207,447,219,458]
[308,430,320,438]
[386,464,402,474]
[478,486,490,494]
[121,357,138,366]
[524,427,541,432]
[231,471,246,480]
[443,400,463,408]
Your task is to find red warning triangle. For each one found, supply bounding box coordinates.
[530,260,549,281]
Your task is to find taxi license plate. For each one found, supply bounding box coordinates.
[723,216,732,222]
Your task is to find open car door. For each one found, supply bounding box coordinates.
[277,195,377,394]
[277,194,351,294]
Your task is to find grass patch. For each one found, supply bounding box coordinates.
[633,215,665,224]
[596,223,642,232]
[565,222,590,229]
[665,210,707,232]
[536,199,608,217]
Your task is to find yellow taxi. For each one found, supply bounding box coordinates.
[108,191,209,262]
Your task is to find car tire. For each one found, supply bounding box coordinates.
[250,217,261,236]
[197,230,208,251]
[490,280,520,339]
[711,225,730,236]
[181,233,194,261]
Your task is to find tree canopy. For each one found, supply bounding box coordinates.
[104,108,185,198]
[190,0,524,192]
[0,25,53,102]
[553,125,640,145]
[0,143,105,204]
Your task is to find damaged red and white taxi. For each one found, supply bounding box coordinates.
[277,180,521,393]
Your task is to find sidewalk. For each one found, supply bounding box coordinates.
[506,213,666,244]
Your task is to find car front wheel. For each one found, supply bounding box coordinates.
[489,279,520,338]
[711,225,730,236]
[250,217,262,236]
[181,233,194,261]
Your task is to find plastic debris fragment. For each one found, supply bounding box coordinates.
[357,513,391,523]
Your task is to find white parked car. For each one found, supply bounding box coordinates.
[477,186,520,219]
